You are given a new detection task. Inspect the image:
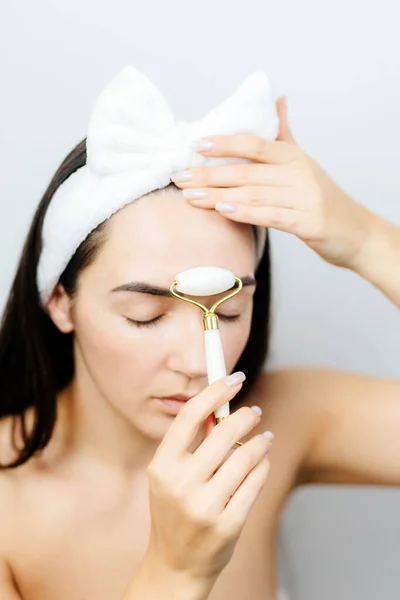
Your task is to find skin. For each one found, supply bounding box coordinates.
[0,97,399,600]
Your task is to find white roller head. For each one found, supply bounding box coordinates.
[175,267,236,296]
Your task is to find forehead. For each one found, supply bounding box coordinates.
[95,189,256,283]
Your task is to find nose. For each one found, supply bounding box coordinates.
[166,309,209,380]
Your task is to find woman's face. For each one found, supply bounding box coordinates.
[60,188,257,440]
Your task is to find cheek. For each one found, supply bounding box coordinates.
[73,308,163,384]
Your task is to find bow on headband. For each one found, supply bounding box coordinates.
[37,65,279,304]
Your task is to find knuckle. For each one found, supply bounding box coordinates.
[147,457,159,473]
[247,187,263,205]
[196,167,211,186]
[268,209,285,227]
[184,500,215,527]
[213,188,225,203]
[309,217,325,241]
[217,516,240,542]
[285,212,298,230]
[147,460,164,482]
[253,136,267,160]
[237,164,252,185]
[269,208,295,228]
[288,145,303,163]
[204,165,224,186]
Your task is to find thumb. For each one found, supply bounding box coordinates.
[276,96,296,144]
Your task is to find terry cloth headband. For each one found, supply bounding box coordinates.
[37,65,279,305]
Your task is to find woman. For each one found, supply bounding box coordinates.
[0,85,399,600]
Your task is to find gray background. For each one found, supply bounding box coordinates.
[1,1,399,598]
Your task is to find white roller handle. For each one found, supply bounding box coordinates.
[205,329,230,421]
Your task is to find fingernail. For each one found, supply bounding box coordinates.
[182,189,208,199]
[250,405,262,416]
[216,203,237,214]
[170,170,193,182]
[225,371,246,387]
[193,139,214,152]
[263,431,274,440]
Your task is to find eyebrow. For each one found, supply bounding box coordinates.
[110,275,257,297]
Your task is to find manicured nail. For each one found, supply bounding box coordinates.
[182,189,208,199]
[193,139,214,152]
[250,405,262,416]
[170,170,193,182]
[216,203,237,214]
[225,371,246,387]
[263,431,274,440]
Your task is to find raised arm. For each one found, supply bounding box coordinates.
[269,368,400,486]
[351,215,400,307]
[175,96,400,309]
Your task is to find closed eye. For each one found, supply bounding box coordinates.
[125,313,241,329]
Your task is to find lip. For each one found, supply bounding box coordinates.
[156,397,191,415]
[159,395,191,402]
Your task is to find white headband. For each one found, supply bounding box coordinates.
[37,65,279,304]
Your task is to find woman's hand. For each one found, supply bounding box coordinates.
[146,372,272,588]
[171,97,377,271]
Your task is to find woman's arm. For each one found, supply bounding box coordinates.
[351,214,400,307]
[122,552,214,600]
[259,368,400,487]
[177,96,400,310]
[286,368,400,486]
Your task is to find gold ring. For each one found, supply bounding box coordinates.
[235,441,243,447]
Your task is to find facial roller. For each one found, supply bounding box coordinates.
[169,266,244,446]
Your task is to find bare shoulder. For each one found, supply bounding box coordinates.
[0,411,32,542]
[0,417,21,597]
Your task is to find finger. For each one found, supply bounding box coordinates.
[215,203,301,233]
[204,433,271,513]
[175,163,294,190]
[190,133,299,166]
[220,455,270,532]
[276,96,296,145]
[184,185,296,211]
[157,375,245,458]
[192,406,262,480]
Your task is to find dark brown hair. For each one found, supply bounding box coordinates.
[0,139,272,469]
